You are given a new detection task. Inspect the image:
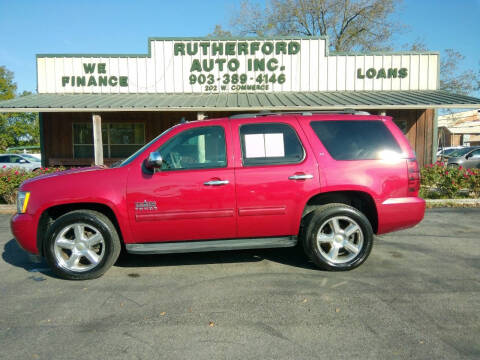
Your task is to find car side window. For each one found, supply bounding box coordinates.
[469,150,480,159]
[240,123,304,166]
[157,126,227,171]
[310,120,402,160]
[10,156,22,163]
[0,155,8,163]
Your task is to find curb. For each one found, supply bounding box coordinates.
[0,205,16,214]
[425,198,480,208]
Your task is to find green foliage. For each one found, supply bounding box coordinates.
[0,66,16,100]
[0,167,65,204]
[420,162,480,199]
[0,66,40,151]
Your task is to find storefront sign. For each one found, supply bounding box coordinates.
[36,37,439,94]
[356,67,408,79]
[61,63,129,88]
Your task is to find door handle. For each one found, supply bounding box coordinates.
[288,174,313,180]
[204,180,229,186]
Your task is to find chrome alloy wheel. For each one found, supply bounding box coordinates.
[316,216,364,264]
[53,223,105,272]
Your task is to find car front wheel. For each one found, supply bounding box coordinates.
[302,203,374,271]
[44,210,121,280]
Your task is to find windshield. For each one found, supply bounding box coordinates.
[112,125,179,167]
[21,154,40,162]
[448,148,476,157]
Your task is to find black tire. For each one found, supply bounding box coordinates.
[44,210,121,280]
[301,203,373,271]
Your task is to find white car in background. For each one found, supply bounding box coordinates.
[0,154,42,172]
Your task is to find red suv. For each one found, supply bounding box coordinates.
[11,112,425,280]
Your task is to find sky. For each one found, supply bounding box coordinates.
[0,0,479,94]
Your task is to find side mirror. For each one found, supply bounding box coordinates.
[465,153,472,159]
[145,151,163,170]
[19,159,27,163]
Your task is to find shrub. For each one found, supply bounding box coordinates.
[0,166,65,204]
[420,162,480,199]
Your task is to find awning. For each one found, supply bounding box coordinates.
[1,90,479,112]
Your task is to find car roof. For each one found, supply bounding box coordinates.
[184,111,386,126]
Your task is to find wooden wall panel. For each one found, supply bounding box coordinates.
[415,110,426,166]
[42,111,194,166]
[381,109,434,167]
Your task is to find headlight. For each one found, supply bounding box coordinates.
[17,191,30,214]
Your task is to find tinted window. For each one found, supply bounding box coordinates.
[310,120,402,160]
[469,149,480,159]
[0,155,9,162]
[21,154,40,162]
[240,123,304,166]
[449,148,472,157]
[10,155,23,163]
[158,126,226,170]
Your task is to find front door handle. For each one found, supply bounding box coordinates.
[204,180,229,186]
[288,174,313,180]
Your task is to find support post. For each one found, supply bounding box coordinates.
[432,108,438,164]
[92,113,104,166]
[39,113,46,168]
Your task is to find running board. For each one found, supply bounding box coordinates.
[126,236,297,255]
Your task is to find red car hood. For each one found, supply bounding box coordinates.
[21,166,108,186]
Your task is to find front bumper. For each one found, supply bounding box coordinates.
[11,213,39,254]
[376,197,426,235]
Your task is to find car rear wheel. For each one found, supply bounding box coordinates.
[302,203,373,271]
[44,210,121,280]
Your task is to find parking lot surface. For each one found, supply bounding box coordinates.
[1,208,479,360]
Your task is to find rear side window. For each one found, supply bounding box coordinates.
[310,120,402,160]
[240,123,304,166]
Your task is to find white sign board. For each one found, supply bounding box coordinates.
[37,37,439,94]
[245,133,285,158]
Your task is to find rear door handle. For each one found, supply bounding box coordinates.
[204,180,229,186]
[288,174,313,180]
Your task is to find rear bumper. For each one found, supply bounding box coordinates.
[376,197,426,235]
[10,213,39,254]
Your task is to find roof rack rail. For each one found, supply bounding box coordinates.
[229,109,370,119]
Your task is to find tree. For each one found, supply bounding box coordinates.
[440,49,478,95]
[0,66,39,151]
[0,66,16,101]
[402,42,480,96]
[225,0,401,51]
[207,24,233,38]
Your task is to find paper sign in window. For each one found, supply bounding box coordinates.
[244,134,265,158]
[265,133,284,157]
[244,133,285,158]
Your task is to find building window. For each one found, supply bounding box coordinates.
[73,123,145,158]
